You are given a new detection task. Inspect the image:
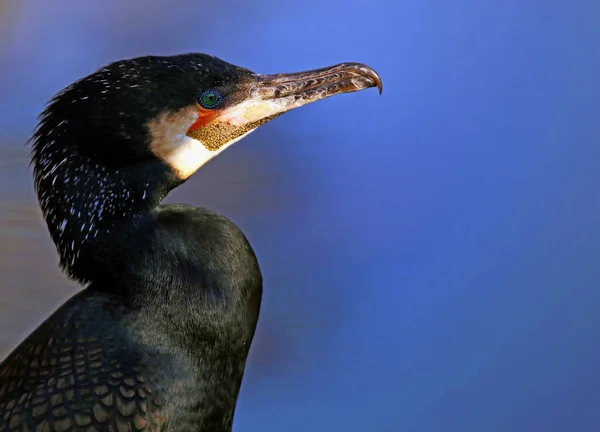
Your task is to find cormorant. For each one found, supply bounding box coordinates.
[0,53,381,431]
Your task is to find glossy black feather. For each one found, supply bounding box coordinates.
[0,291,165,431]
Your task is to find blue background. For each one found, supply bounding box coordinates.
[0,1,599,430]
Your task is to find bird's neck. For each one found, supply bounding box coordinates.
[34,146,174,282]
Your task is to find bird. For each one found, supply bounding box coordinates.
[0,53,382,431]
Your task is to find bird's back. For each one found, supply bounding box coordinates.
[0,290,170,431]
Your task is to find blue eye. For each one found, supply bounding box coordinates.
[198,89,223,109]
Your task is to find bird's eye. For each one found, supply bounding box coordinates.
[198,89,223,109]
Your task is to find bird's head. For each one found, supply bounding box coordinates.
[30,53,381,279]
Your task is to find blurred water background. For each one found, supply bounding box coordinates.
[0,1,599,430]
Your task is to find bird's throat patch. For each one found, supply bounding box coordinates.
[186,122,242,151]
[186,114,280,151]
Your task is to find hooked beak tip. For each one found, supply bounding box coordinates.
[366,67,383,95]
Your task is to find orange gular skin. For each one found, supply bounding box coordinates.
[186,105,223,133]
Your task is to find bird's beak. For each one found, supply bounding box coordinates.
[218,62,382,127]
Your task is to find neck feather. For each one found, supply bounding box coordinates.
[31,138,171,282]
